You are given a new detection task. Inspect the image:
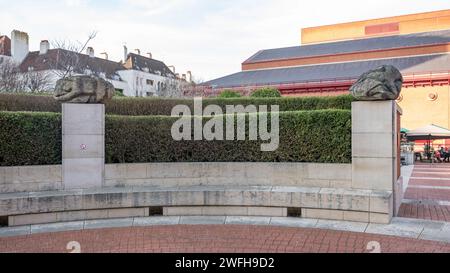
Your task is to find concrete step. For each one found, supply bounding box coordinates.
[0,185,392,225]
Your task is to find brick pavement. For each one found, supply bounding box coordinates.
[399,164,450,222]
[0,225,449,253]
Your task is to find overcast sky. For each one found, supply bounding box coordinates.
[1,0,450,81]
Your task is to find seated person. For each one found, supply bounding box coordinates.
[415,152,423,161]
[434,151,443,163]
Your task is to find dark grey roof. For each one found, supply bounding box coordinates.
[127,53,176,77]
[245,30,450,63]
[20,49,125,81]
[204,53,450,88]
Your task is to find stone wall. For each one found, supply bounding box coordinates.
[0,162,351,193]
[0,101,401,226]
[105,162,352,189]
[0,165,62,193]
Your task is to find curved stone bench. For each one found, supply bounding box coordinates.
[0,186,392,226]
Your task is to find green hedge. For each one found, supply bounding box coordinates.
[218,90,242,98]
[251,87,281,98]
[0,110,351,166]
[0,93,353,115]
[0,112,62,166]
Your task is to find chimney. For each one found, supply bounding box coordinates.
[186,71,192,83]
[39,40,50,55]
[147,52,152,59]
[100,52,108,60]
[123,45,128,61]
[134,49,140,55]
[0,36,11,56]
[87,47,94,58]
[168,65,175,73]
[11,30,29,63]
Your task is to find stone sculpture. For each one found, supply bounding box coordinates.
[350,65,403,101]
[54,75,114,103]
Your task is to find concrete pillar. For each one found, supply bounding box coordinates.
[352,100,403,223]
[62,103,105,189]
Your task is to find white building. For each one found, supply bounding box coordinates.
[0,30,192,97]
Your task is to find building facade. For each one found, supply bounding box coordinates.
[204,9,450,138]
[0,30,192,97]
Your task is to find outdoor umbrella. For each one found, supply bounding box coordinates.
[406,124,450,141]
[406,124,450,162]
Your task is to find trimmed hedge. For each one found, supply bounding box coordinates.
[251,87,281,98]
[0,112,62,166]
[0,110,351,166]
[218,90,242,98]
[0,93,61,113]
[0,93,353,115]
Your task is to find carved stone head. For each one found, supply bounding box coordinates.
[54,75,114,103]
[350,65,403,101]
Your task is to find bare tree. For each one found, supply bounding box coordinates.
[158,78,181,97]
[50,31,98,79]
[0,58,24,92]
[23,70,53,93]
[190,75,205,85]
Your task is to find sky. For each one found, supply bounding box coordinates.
[1,0,450,81]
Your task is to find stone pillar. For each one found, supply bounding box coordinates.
[62,103,105,189]
[352,100,403,223]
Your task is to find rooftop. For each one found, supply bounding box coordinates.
[244,29,450,64]
[125,53,176,78]
[205,53,450,88]
[20,49,125,81]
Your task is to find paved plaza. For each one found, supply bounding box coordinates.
[0,215,449,253]
[0,223,449,253]
[1,163,449,253]
[399,164,450,222]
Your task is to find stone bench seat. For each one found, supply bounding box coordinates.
[0,185,392,226]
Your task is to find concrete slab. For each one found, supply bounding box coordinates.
[0,226,30,237]
[30,221,84,234]
[133,217,180,226]
[179,216,226,225]
[270,217,318,228]
[315,219,369,233]
[420,223,450,243]
[225,216,271,226]
[83,218,134,230]
[366,220,424,239]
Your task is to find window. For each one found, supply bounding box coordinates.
[146,79,154,86]
[115,89,124,97]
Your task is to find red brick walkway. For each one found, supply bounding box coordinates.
[398,164,450,222]
[0,225,449,253]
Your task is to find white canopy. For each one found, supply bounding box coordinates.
[407,124,450,140]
